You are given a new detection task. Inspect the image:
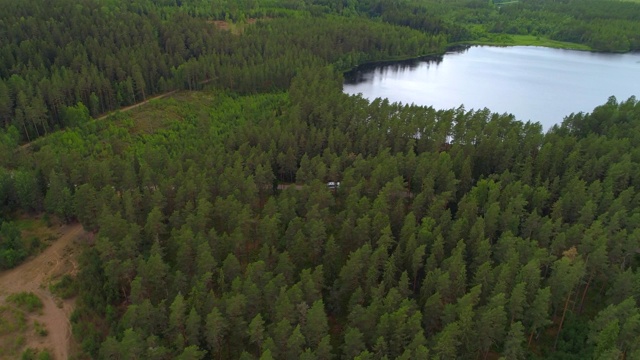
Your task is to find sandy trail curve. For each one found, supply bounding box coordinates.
[0,223,86,360]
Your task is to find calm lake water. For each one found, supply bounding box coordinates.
[343,46,640,130]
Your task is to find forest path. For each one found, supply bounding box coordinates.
[95,90,178,120]
[0,223,86,359]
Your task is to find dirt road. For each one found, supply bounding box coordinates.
[95,90,178,121]
[0,223,85,359]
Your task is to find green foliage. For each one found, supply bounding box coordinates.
[469,34,591,51]
[61,103,91,128]
[49,275,79,299]
[33,321,48,337]
[544,314,594,359]
[0,221,27,269]
[0,304,32,358]
[20,348,52,360]
[0,305,27,335]
[49,88,640,359]
[7,292,44,313]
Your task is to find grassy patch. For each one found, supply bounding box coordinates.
[509,35,591,50]
[50,274,78,299]
[13,215,59,253]
[0,306,28,357]
[34,321,48,337]
[14,214,58,235]
[1,294,52,357]
[7,292,44,313]
[111,90,220,135]
[0,305,27,335]
[21,348,53,360]
[464,34,591,51]
[1,215,58,270]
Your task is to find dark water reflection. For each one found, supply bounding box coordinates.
[343,46,640,130]
[344,55,444,84]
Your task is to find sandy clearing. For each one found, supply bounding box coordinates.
[0,223,86,360]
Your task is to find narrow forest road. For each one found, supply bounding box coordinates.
[0,223,86,359]
[95,90,178,120]
[94,77,213,122]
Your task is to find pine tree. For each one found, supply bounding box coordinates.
[175,346,206,360]
[502,321,526,360]
[248,313,266,356]
[205,307,227,359]
[286,325,306,359]
[185,307,201,347]
[526,287,552,346]
[343,327,366,359]
[304,299,329,349]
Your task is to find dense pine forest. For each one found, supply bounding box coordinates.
[2,0,640,359]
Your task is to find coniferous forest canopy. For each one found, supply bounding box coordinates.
[1,0,640,359]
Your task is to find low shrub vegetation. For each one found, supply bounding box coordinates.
[7,292,43,313]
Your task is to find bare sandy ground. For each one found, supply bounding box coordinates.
[0,223,85,359]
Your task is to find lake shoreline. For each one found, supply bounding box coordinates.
[343,46,640,130]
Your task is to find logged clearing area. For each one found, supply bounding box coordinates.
[0,223,85,359]
[107,90,220,136]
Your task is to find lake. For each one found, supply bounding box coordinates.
[343,46,640,130]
